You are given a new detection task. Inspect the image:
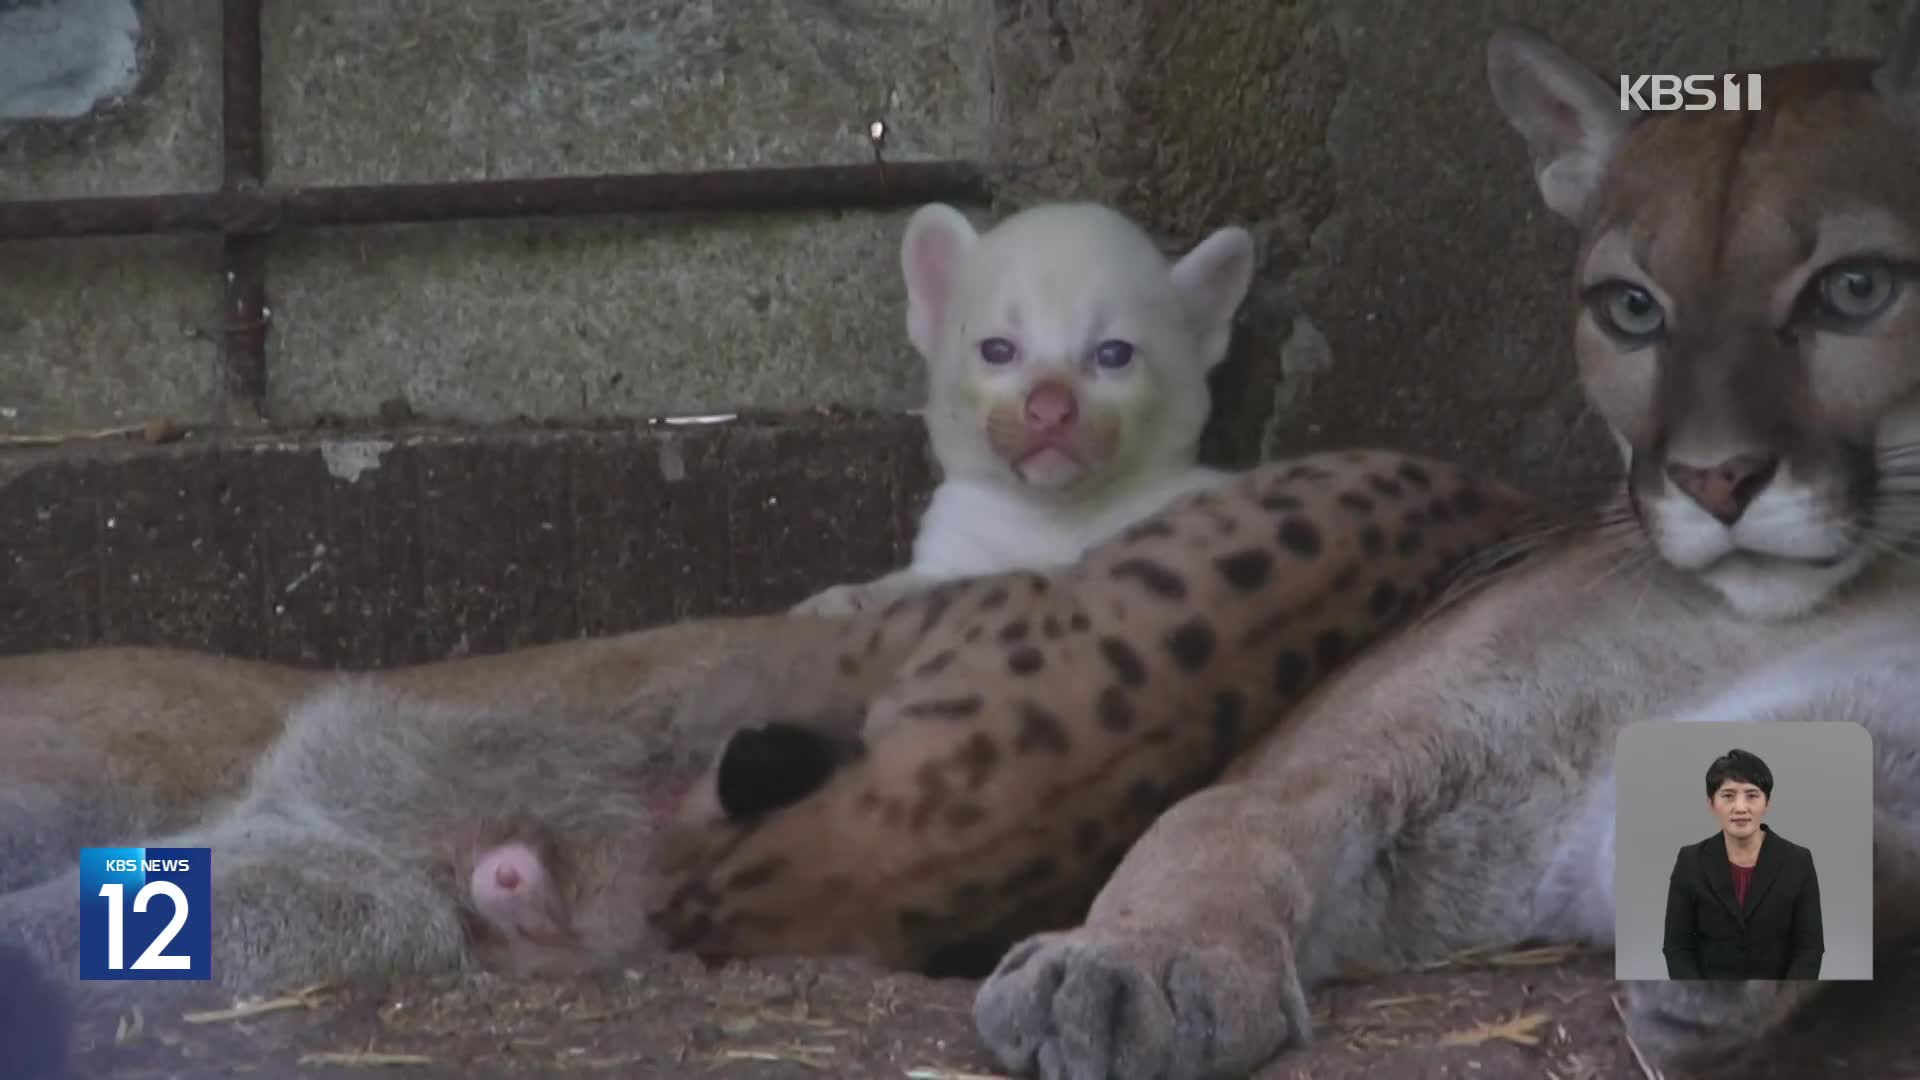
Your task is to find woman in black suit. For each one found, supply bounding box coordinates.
[1662,748,1824,980]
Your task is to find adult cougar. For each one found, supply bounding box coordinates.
[969,13,1920,1079]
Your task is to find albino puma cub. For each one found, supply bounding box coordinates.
[794,201,1256,615]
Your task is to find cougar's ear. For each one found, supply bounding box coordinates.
[1170,225,1257,371]
[1486,26,1635,225]
[901,203,979,361]
[1872,1,1920,109]
[714,721,866,821]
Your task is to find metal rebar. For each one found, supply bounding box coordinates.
[0,162,994,242]
[220,0,269,422]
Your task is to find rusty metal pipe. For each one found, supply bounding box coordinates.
[221,0,269,421]
[221,0,263,184]
[0,163,993,242]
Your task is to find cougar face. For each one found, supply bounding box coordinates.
[1491,40,1920,619]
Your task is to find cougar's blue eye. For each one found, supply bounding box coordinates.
[1093,340,1136,369]
[979,337,1018,365]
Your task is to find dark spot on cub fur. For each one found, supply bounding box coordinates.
[1097,685,1135,732]
[1360,524,1386,556]
[998,619,1031,644]
[1215,548,1274,591]
[945,803,987,829]
[1165,617,1217,672]
[1125,777,1165,816]
[1069,612,1092,632]
[1099,637,1149,688]
[1123,519,1176,542]
[718,912,794,939]
[838,654,860,677]
[1075,819,1105,854]
[1015,702,1072,755]
[1273,650,1310,697]
[904,694,983,720]
[1261,492,1303,512]
[1110,557,1188,600]
[1397,460,1433,490]
[1396,529,1424,556]
[715,722,864,821]
[918,587,957,634]
[663,911,713,948]
[1209,689,1246,767]
[1007,646,1045,676]
[979,587,1010,611]
[910,759,950,823]
[998,856,1058,896]
[724,856,790,892]
[1368,473,1406,498]
[964,624,984,643]
[1338,491,1375,514]
[1427,497,1455,523]
[953,732,1000,789]
[1368,579,1401,619]
[1278,517,1323,557]
[1315,628,1350,668]
[914,649,956,677]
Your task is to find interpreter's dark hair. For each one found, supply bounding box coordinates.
[1705,748,1773,800]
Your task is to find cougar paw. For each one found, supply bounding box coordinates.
[1619,979,1822,1072]
[973,927,1309,1080]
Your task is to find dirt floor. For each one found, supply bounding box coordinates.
[63,945,1914,1080]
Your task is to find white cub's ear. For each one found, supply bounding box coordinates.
[1169,225,1256,370]
[1485,26,1635,225]
[900,203,979,359]
[1873,1,1920,108]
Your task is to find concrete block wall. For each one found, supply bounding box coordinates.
[0,0,1902,664]
[1,0,987,433]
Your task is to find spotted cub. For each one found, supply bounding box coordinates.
[643,449,1545,976]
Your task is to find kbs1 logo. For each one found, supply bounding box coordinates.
[1619,73,1763,112]
[78,847,212,981]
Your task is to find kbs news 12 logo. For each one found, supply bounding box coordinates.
[78,847,212,981]
[1619,73,1763,112]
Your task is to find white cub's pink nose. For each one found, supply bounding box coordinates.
[1025,381,1079,432]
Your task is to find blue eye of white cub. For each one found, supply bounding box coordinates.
[1093,340,1135,369]
[979,337,1018,365]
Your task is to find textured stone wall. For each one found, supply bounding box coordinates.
[0,0,1903,663]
